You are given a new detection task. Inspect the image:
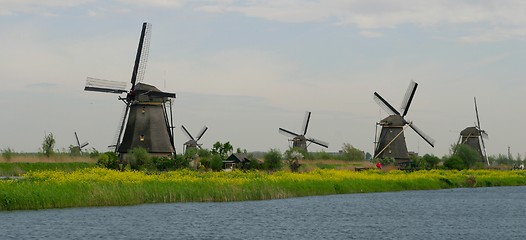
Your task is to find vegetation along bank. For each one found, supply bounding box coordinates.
[1,168,526,211]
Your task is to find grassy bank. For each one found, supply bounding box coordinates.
[0,162,96,176]
[2,168,526,211]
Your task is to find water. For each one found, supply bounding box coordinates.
[1,186,525,239]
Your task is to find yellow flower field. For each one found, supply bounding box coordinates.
[1,168,525,211]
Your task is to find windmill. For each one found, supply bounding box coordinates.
[181,125,208,153]
[279,111,329,152]
[373,81,435,165]
[72,132,89,153]
[84,22,176,158]
[458,97,489,165]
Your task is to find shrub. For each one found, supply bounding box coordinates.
[151,156,176,171]
[444,156,465,170]
[453,144,480,169]
[210,154,223,171]
[96,152,120,170]
[128,147,150,170]
[264,149,282,171]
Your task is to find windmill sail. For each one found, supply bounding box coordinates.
[84,77,127,94]
[131,22,152,87]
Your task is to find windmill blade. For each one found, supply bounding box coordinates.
[302,111,311,135]
[279,128,300,138]
[181,125,195,141]
[306,137,329,148]
[408,122,435,147]
[400,80,418,117]
[84,77,128,94]
[474,97,482,129]
[74,132,81,148]
[130,22,152,87]
[196,126,208,141]
[480,135,489,165]
[374,92,400,116]
[80,142,89,149]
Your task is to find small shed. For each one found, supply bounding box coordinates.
[223,153,251,170]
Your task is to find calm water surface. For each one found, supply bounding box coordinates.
[1,186,525,239]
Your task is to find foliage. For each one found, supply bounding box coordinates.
[41,133,56,158]
[263,149,282,171]
[96,152,119,170]
[1,147,14,161]
[284,149,303,172]
[127,147,150,170]
[183,148,199,161]
[197,148,211,158]
[377,157,396,166]
[444,156,465,170]
[211,141,233,159]
[445,144,483,170]
[209,154,223,171]
[410,154,441,170]
[341,143,365,161]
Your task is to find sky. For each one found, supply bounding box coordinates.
[1,0,526,158]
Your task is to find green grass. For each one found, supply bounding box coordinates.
[0,162,95,176]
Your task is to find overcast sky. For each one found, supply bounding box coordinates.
[1,0,525,157]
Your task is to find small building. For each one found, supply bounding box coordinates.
[223,153,251,170]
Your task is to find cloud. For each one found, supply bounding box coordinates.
[199,0,526,42]
[0,0,185,16]
[359,30,383,38]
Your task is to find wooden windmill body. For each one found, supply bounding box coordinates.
[373,81,435,166]
[458,97,489,165]
[84,22,176,159]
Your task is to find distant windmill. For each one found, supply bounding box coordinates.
[84,22,176,158]
[72,132,89,153]
[458,97,489,165]
[373,81,435,165]
[181,125,208,153]
[279,111,329,152]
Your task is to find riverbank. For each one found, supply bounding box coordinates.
[1,168,525,210]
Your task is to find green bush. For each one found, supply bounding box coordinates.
[128,147,150,170]
[341,143,365,161]
[444,156,465,170]
[152,156,175,171]
[96,152,119,170]
[264,149,282,171]
[173,155,190,170]
[210,154,223,171]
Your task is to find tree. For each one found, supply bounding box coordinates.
[41,133,56,158]
[211,141,233,159]
[422,154,440,169]
[284,149,303,172]
[264,149,282,171]
[341,143,365,161]
[452,144,480,169]
[444,155,465,170]
[210,154,223,171]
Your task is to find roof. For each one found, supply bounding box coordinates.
[224,153,251,163]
